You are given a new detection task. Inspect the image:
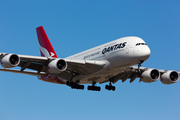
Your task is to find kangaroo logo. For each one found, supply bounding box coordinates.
[50,52,55,57]
[39,45,55,57]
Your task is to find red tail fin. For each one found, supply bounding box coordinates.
[36,26,58,58]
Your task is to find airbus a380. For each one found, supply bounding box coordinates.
[0,26,179,91]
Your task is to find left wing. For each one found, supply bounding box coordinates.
[101,66,180,85]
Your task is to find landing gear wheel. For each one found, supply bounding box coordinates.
[112,86,115,91]
[105,85,109,90]
[87,83,101,91]
[66,81,70,86]
[66,81,84,90]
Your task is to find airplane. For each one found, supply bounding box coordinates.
[0,26,179,91]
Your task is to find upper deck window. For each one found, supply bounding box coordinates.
[135,43,147,46]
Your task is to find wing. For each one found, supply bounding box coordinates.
[0,53,107,76]
[100,66,180,85]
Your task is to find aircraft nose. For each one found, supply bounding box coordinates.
[139,46,151,61]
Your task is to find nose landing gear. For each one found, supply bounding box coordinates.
[137,60,144,74]
[105,81,115,91]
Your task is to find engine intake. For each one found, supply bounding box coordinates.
[141,69,160,83]
[48,59,67,73]
[161,71,179,84]
[1,54,20,68]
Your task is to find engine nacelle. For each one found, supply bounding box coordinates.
[161,71,179,84]
[141,69,160,83]
[48,59,67,73]
[1,54,20,68]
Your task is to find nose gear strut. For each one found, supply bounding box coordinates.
[137,60,144,74]
[105,81,115,91]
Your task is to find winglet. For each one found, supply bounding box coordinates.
[36,26,58,58]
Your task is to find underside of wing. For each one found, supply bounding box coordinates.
[101,66,179,85]
[100,67,138,84]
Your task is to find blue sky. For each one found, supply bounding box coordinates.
[0,0,180,120]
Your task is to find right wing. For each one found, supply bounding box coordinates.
[0,53,108,76]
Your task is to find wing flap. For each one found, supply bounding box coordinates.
[0,68,46,76]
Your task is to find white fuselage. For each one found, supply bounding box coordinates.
[62,36,151,84]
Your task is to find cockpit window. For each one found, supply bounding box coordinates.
[135,43,147,46]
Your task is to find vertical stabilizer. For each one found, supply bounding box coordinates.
[36,26,58,58]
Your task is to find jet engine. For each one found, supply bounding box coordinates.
[48,59,67,73]
[160,71,179,84]
[140,69,160,83]
[1,54,20,68]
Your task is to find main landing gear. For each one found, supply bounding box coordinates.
[105,82,115,91]
[67,81,101,91]
[66,72,116,91]
[67,81,117,91]
[87,82,101,91]
[66,72,84,90]
[66,81,84,90]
